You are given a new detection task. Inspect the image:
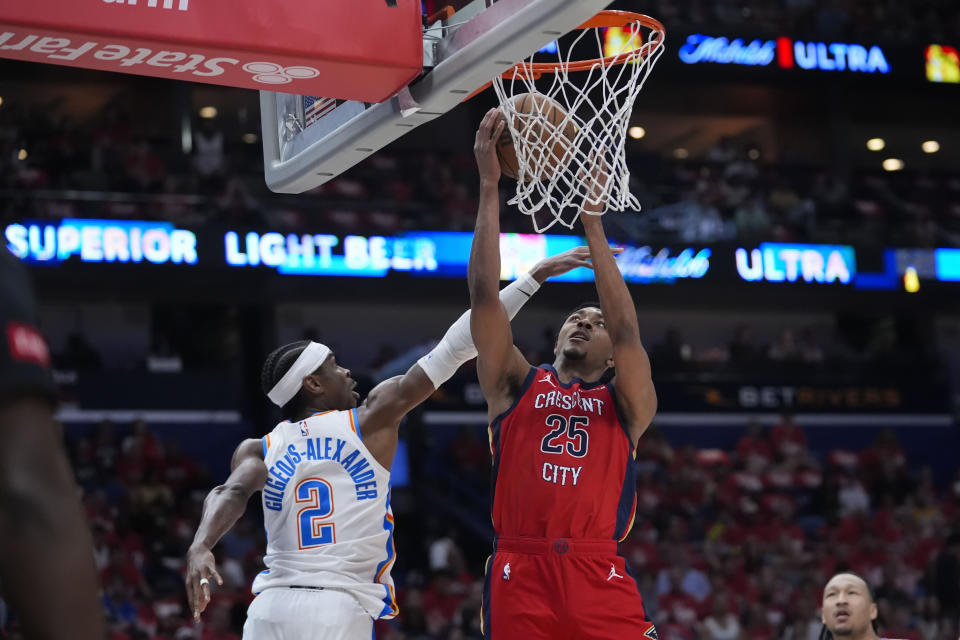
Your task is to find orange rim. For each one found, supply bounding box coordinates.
[525,10,665,76]
[464,10,664,100]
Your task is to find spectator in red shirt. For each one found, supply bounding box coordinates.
[877,556,920,604]
[699,591,740,640]
[123,420,164,465]
[861,429,906,474]
[398,588,430,636]
[160,440,201,490]
[850,534,888,580]
[200,604,240,640]
[636,469,665,517]
[882,601,925,640]
[771,412,807,460]
[448,425,488,486]
[737,420,774,471]
[716,554,757,608]
[658,568,701,627]
[620,525,662,574]
[707,511,748,551]
[634,425,674,467]
[657,616,697,640]
[742,601,778,640]
[102,548,153,600]
[667,465,708,516]
[760,502,806,552]
[95,419,121,472]
[422,571,467,626]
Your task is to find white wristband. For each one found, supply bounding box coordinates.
[501,272,540,319]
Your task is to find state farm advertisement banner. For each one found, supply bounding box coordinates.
[0,0,423,102]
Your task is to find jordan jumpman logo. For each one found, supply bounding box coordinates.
[607,564,623,581]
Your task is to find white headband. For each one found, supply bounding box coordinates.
[267,341,331,407]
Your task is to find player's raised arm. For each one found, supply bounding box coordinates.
[580,167,656,443]
[469,109,533,416]
[360,244,595,434]
[186,437,267,620]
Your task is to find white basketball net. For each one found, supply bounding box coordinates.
[492,16,665,233]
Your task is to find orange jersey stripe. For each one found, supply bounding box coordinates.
[348,410,358,434]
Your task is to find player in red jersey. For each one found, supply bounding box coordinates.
[469,109,658,639]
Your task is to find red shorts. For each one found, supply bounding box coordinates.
[481,537,658,640]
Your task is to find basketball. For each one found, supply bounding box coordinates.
[495,92,579,181]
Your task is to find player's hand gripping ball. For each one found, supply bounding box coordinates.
[496,92,579,181]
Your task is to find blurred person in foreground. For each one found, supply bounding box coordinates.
[933,532,960,638]
[0,247,104,638]
[819,572,904,640]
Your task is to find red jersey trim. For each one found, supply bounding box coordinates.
[607,382,639,541]
[488,366,538,533]
[489,366,539,426]
[538,363,609,390]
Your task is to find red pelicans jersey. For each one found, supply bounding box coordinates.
[489,365,637,541]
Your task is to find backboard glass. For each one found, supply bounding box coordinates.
[260,0,613,194]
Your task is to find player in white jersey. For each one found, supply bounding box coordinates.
[183,248,599,640]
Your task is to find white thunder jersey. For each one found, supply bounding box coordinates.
[251,409,397,619]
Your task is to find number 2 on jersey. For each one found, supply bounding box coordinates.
[295,478,336,548]
[540,414,589,458]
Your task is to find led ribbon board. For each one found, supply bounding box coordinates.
[28,219,948,291]
[735,243,855,284]
[224,230,712,284]
[5,219,198,265]
[679,34,890,73]
[13,218,960,295]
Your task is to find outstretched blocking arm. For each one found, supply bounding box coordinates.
[468,109,532,415]
[361,245,595,433]
[362,112,596,431]
[580,198,656,443]
[186,438,267,619]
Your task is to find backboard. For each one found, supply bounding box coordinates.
[260,0,614,194]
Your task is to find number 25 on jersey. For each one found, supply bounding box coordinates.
[540,414,590,458]
[295,478,336,549]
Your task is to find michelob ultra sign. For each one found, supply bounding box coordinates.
[679,33,890,74]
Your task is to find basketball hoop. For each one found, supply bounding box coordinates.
[491,10,666,232]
